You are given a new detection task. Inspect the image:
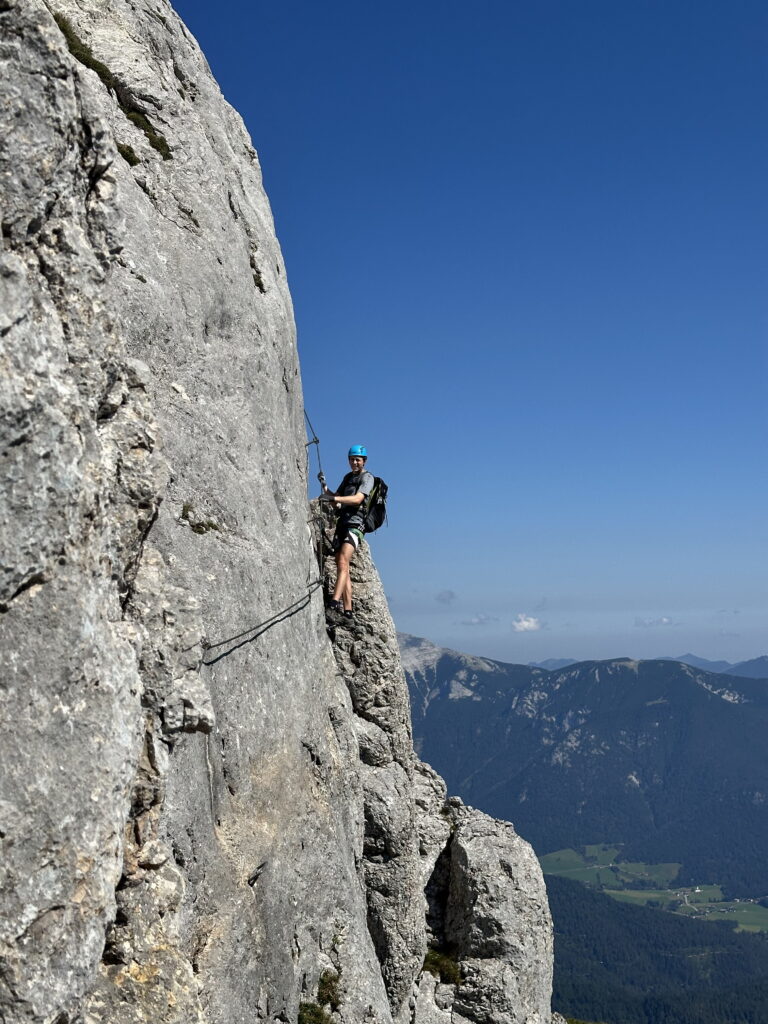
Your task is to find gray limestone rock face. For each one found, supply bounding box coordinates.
[410,799,555,1024]
[1,3,389,1022]
[321,514,555,1024]
[414,807,554,1024]
[413,761,451,890]
[318,505,427,1020]
[0,4,556,1024]
[0,4,164,1019]
[412,972,453,1023]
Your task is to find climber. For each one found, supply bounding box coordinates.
[319,444,374,623]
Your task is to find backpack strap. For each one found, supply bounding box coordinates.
[362,476,379,513]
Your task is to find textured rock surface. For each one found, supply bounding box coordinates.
[1,3,167,1018]
[319,523,555,1024]
[411,801,553,1024]
[0,3,557,1024]
[1,3,385,1021]
[318,505,426,1018]
[445,810,553,1024]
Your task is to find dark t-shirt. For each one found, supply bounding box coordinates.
[336,470,374,530]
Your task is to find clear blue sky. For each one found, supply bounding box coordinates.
[174,0,766,663]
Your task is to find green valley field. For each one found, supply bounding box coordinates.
[540,845,768,933]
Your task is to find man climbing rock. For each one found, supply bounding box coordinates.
[320,444,374,623]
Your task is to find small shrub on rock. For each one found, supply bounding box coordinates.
[298,1003,330,1024]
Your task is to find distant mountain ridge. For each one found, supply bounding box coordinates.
[729,654,768,677]
[528,658,580,671]
[525,651,768,678]
[399,633,768,896]
[660,653,737,673]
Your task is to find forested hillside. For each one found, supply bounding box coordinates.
[549,876,768,1024]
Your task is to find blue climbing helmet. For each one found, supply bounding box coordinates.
[348,444,367,458]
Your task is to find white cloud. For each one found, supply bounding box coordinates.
[460,614,499,627]
[435,590,457,605]
[634,616,677,628]
[512,613,542,633]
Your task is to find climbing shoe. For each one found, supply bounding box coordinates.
[325,600,345,624]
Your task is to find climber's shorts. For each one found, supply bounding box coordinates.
[333,525,363,553]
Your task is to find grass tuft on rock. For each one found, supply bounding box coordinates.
[190,520,220,535]
[298,1003,331,1024]
[53,13,172,161]
[318,970,341,1011]
[126,111,172,160]
[52,13,117,91]
[423,946,462,985]
[181,502,220,535]
[117,143,140,167]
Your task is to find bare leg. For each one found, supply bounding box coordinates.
[332,542,355,610]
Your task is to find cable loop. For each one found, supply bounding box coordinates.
[200,578,323,664]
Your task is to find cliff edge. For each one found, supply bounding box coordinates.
[0,3,553,1022]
